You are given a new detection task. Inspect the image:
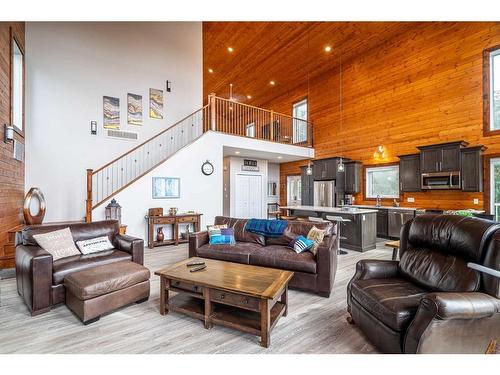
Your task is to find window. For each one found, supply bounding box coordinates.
[485,46,500,133]
[292,99,307,144]
[490,158,500,221]
[246,122,255,137]
[287,175,301,206]
[365,165,399,199]
[11,35,24,133]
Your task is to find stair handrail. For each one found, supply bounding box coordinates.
[86,104,209,221]
[92,104,209,175]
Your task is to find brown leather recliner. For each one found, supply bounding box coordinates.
[16,220,144,316]
[347,214,500,353]
[189,216,338,297]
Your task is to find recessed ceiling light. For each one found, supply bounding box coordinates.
[235,151,240,154]
[208,68,214,73]
[269,80,275,86]
[277,156,283,159]
[246,95,252,99]
[227,47,234,53]
[324,45,332,52]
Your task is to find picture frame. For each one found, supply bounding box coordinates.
[152,177,180,199]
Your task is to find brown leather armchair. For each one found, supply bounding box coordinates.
[347,214,500,353]
[16,220,144,316]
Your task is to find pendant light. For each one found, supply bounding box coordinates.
[306,160,313,175]
[304,28,313,176]
[229,83,234,110]
[337,52,345,173]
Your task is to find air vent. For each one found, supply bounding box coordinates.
[13,140,24,161]
[107,129,138,141]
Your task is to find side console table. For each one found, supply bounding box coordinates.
[146,213,202,249]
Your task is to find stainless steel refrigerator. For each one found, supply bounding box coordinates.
[313,180,336,207]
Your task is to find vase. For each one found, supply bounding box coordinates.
[156,227,165,242]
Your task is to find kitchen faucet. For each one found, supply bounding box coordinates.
[376,195,381,207]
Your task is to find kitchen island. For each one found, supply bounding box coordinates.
[280,205,377,252]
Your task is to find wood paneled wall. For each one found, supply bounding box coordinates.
[272,22,500,211]
[0,22,25,267]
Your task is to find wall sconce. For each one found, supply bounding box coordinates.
[374,145,385,159]
[306,160,313,175]
[4,124,14,143]
[166,80,172,93]
[90,121,97,135]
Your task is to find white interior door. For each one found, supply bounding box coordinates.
[235,174,262,218]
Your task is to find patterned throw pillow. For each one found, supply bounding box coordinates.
[210,227,236,245]
[33,227,81,261]
[289,235,315,254]
[307,226,327,255]
[207,224,228,244]
[76,236,114,255]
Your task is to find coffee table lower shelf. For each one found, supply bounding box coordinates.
[167,294,286,338]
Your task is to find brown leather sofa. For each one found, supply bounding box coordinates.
[16,220,144,316]
[347,214,500,353]
[189,216,338,297]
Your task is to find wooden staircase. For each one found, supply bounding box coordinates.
[85,94,313,222]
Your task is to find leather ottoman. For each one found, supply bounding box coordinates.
[64,261,150,324]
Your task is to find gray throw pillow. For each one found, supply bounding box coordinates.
[33,227,81,261]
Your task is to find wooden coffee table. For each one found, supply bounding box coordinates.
[155,257,294,347]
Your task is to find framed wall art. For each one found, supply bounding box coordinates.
[149,88,163,119]
[103,96,120,129]
[127,93,142,125]
[152,177,180,199]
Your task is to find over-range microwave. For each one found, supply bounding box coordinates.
[421,171,461,190]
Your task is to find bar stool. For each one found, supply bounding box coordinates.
[325,215,350,255]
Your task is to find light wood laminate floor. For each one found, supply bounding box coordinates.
[0,242,391,353]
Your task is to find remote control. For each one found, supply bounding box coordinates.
[187,261,205,267]
[189,264,207,272]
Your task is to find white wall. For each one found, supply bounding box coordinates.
[93,132,223,240]
[25,22,202,222]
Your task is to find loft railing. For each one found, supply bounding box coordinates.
[210,95,313,147]
[85,94,313,222]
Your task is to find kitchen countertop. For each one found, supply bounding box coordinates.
[342,205,419,211]
[280,205,379,215]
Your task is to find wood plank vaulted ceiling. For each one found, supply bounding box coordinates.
[203,22,415,108]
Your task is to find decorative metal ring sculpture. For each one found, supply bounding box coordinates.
[23,187,46,225]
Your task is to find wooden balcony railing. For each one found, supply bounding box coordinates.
[85,94,313,222]
[210,95,313,147]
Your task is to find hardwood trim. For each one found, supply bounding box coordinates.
[9,27,25,138]
[483,152,500,214]
[361,162,400,202]
[483,44,500,137]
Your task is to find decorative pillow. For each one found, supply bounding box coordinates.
[76,236,114,255]
[210,227,236,245]
[32,227,81,261]
[207,224,228,239]
[289,235,315,254]
[307,226,327,255]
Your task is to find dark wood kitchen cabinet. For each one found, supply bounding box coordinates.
[300,166,314,205]
[399,154,421,192]
[344,161,361,194]
[376,209,388,238]
[313,158,339,181]
[418,141,468,173]
[460,146,486,192]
